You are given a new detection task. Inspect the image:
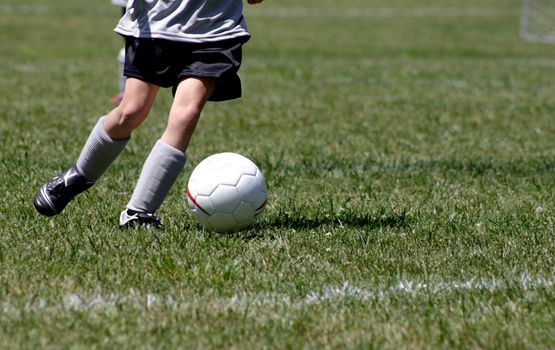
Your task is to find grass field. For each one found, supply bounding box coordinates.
[1,0,555,348]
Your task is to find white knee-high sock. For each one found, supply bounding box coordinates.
[76,116,129,181]
[126,140,186,214]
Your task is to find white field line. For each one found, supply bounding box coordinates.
[229,274,555,307]
[0,274,553,314]
[0,4,50,15]
[245,7,515,19]
[0,4,513,18]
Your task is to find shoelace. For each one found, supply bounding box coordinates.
[47,176,66,193]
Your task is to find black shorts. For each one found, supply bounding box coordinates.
[123,36,249,101]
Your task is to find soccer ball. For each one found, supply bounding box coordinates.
[186,152,267,233]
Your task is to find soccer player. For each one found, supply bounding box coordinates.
[110,0,128,105]
[34,0,265,228]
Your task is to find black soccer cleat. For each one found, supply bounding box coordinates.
[34,164,94,216]
[119,209,162,229]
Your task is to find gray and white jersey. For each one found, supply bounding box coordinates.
[114,0,249,43]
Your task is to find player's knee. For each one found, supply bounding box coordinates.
[168,105,202,127]
[115,114,141,131]
[116,104,149,130]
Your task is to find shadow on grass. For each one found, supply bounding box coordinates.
[265,210,408,230]
[231,210,409,240]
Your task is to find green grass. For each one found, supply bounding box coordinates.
[1,0,555,348]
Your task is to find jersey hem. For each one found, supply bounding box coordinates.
[114,26,250,44]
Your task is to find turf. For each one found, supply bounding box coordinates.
[1,0,555,348]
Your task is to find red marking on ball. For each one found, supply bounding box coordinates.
[187,189,210,215]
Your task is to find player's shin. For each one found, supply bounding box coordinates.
[125,139,186,215]
[76,116,130,181]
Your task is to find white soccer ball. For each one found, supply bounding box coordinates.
[186,152,267,233]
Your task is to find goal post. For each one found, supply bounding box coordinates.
[521,0,555,43]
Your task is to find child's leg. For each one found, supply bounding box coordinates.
[118,47,126,94]
[104,78,159,139]
[124,77,216,216]
[161,77,216,151]
[110,47,127,105]
[78,78,159,180]
[34,78,158,217]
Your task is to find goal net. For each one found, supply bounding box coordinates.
[521,0,555,43]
